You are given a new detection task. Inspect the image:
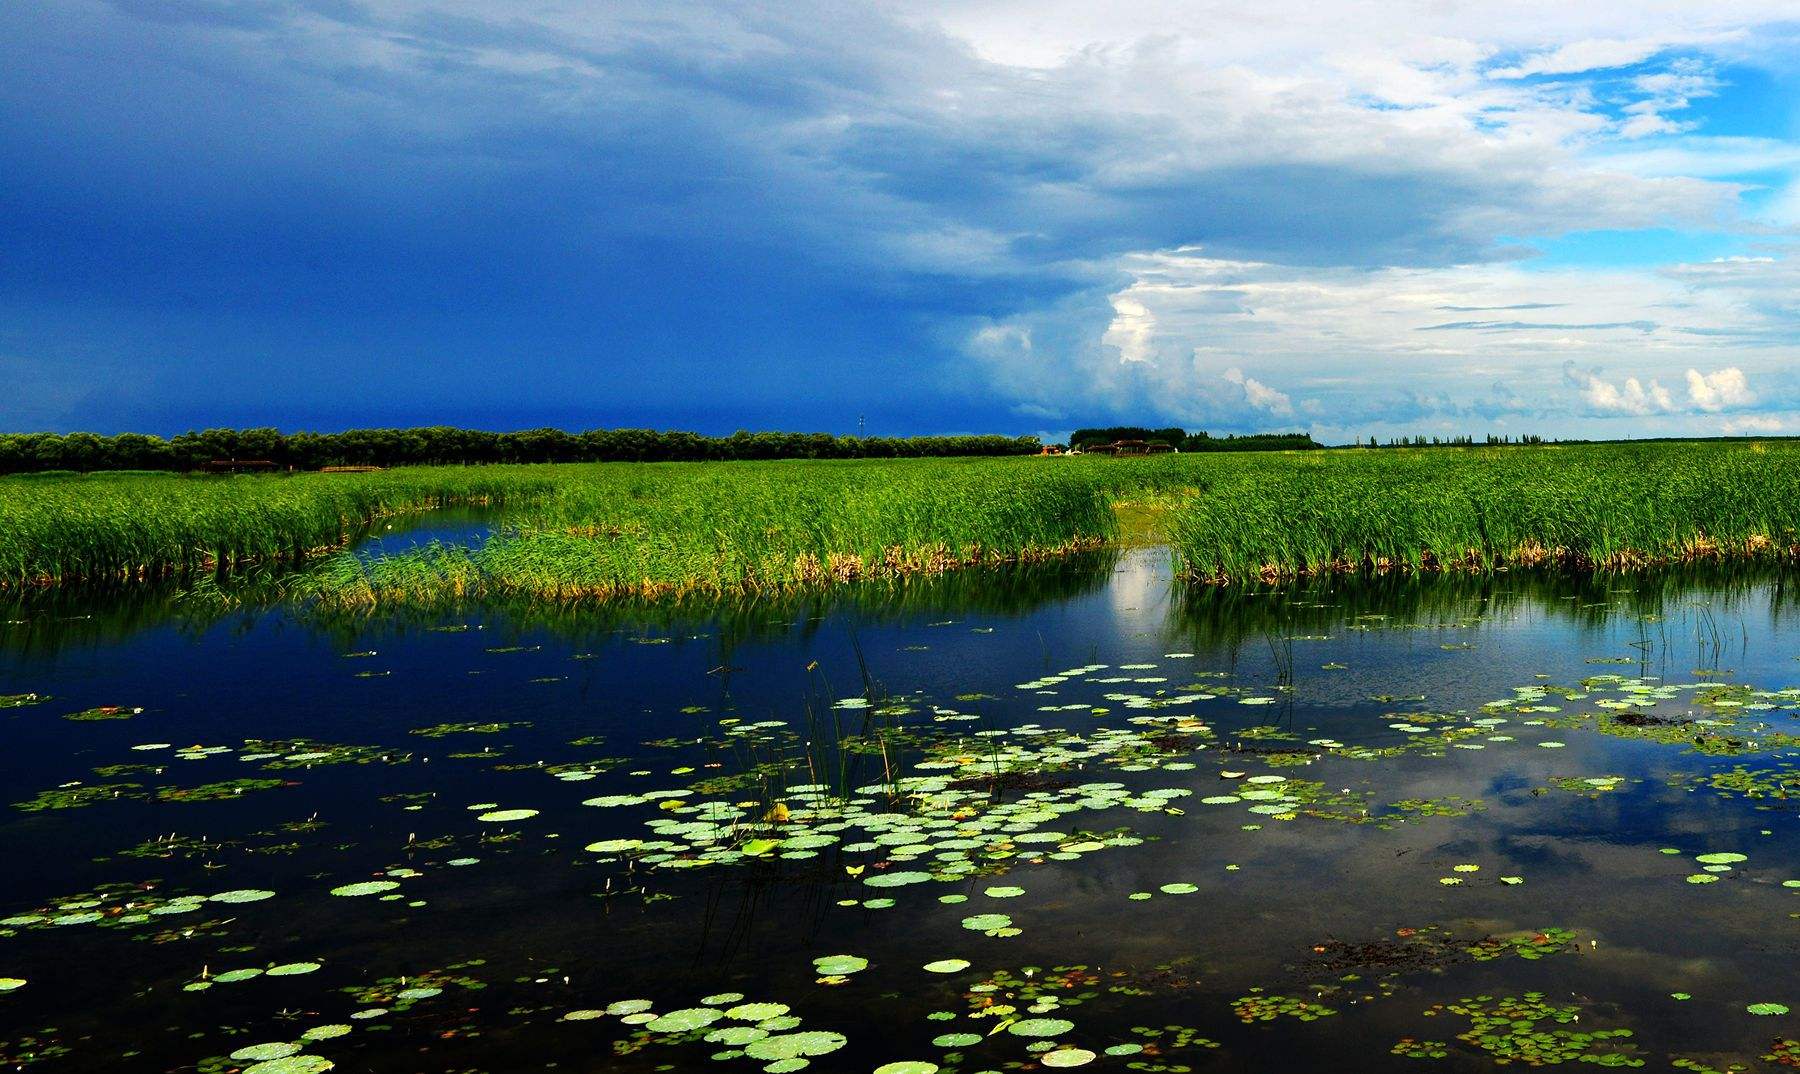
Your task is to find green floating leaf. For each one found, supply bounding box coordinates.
[230,1042,301,1062]
[743,1032,847,1060]
[646,1007,723,1032]
[863,871,932,888]
[267,962,321,977]
[1007,1018,1075,1037]
[243,1057,335,1074]
[811,955,868,977]
[330,881,401,897]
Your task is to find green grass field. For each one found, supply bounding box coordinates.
[5,442,1800,598]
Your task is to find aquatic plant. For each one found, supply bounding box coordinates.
[1169,441,1800,582]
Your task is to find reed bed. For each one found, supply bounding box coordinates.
[1167,442,1800,582]
[11,443,1800,601]
[0,467,561,585]
[291,459,1120,603]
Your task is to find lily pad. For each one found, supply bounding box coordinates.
[330,881,401,897]
[647,1007,724,1032]
[811,955,868,976]
[1007,1017,1075,1037]
[744,1031,848,1060]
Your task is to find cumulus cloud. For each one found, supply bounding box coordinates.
[1563,362,1675,414]
[1103,297,1156,365]
[970,243,1800,435]
[1222,367,1294,415]
[1,0,1797,433]
[1685,367,1754,410]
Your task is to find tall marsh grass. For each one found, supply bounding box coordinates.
[0,467,560,584]
[0,458,1131,597]
[293,459,1120,603]
[10,442,1800,599]
[1166,442,1800,581]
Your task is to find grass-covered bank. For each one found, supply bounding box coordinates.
[10,442,1800,599]
[0,467,565,584]
[1168,441,1800,582]
[291,460,1121,603]
[0,459,1134,594]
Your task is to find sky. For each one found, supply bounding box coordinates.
[1,2,1798,443]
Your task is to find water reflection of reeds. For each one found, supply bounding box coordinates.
[0,548,1122,657]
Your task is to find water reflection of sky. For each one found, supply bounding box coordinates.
[0,551,1797,1072]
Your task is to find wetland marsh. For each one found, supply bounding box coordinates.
[3,538,1800,1072]
[3,449,1800,1073]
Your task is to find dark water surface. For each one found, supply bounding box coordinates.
[2,549,1798,1073]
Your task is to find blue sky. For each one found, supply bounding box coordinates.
[2,2,1797,442]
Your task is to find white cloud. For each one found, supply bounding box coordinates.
[970,323,1033,357]
[1488,37,1670,79]
[1222,367,1294,414]
[1686,366,1755,410]
[33,0,1800,437]
[1564,363,1675,414]
[1722,413,1786,434]
[1103,297,1156,364]
[967,245,1800,434]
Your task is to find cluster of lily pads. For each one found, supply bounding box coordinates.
[1,881,273,935]
[1428,992,1642,1067]
[566,991,847,1073]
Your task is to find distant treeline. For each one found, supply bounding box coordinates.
[0,427,1043,474]
[1365,434,1549,448]
[1067,427,1322,452]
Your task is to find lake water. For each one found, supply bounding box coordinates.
[2,547,1797,1073]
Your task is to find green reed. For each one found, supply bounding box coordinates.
[1165,442,1800,582]
[290,459,1123,603]
[0,467,561,585]
[12,443,1799,599]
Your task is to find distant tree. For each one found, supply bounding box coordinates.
[0,425,1045,473]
